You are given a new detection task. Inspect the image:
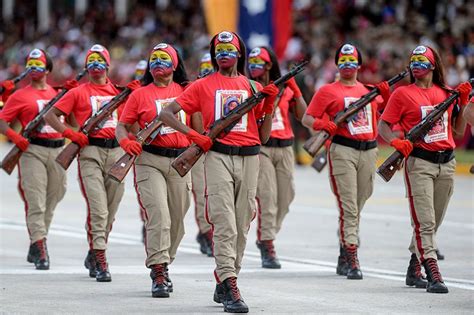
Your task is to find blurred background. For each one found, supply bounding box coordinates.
[1,0,473,157]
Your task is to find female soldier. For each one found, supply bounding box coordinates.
[116,43,192,298]
[302,43,390,280]
[159,31,278,313]
[247,46,307,269]
[0,48,72,270]
[379,45,471,294]
[45,44,140,282]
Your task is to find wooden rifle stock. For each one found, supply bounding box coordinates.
[171,61,309,177]
[470,165,474,174]
[1,69,87,174]
[56,82,138,170]
[311,149,328,172]
[377,78,474,182]
[0,68,31,94]
[108,120,163,182]
[303,69,409,157]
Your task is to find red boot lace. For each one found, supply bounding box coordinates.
[95,250,108,271]
[426,258,442,282]
[36,239,47,260]
[346,245,360,269]
[227,277,241,301]
[414,259,424,278]
[262,240,276,258]
[152,264,166,285]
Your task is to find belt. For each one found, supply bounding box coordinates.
[332,135,377,151]
[264,137,294,148]
[411,147,454,164]
[88,137,119,148]
[30,138,65,148]
[142,145,187,158]
[211,142,260,156]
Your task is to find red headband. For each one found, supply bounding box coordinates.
[214,31,241,52]
[27,49,47,65]
[249,47,271,63]
[338,44,358,60]
[412,45,435,65]
[86,44,111,66]
[152,43,178,69]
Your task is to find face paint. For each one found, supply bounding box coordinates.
[149,50,173,78]
[26,59,47,80]
[248,57,266,78]
[410,55,433,79]
[215,43,238,68]
[86,52,107,77]
[199,62,214,77]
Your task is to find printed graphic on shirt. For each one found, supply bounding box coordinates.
[155,97,185,135]
[421,106,448,143]
[215,90,249,132]
[344,97,373,135]
[89,95,116,129]
[271,106,285,131]
[37,99,63,133]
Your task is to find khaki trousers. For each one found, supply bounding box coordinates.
[404,156,455,262]
[328,143,377,247]
[191,155,211,233]
[134,151,191,267]
[18,144,67,242]
[205,151,259,282]
[77,145,125,250]
[256,145,295,241]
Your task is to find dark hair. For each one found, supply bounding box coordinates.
[409,46,449,90]
[210,32,247,75]
[142,46,189,87]
[334,44,363,65]
[258,46,281,81]
[25,49,53,72]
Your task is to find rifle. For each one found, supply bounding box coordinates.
[470,165,474,174]
[108,118,163,182]
[311,149,328,172]
[0,68,31,94]
[377,78,474,182]
[55,83,138,170]
[171,60,308,177]
[303,69,409,157]
[1,69,87,174]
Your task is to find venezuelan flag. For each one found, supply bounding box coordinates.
[202,0,293,59]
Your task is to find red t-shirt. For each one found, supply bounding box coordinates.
[175,72,264,146]
[381,83,455,151]
[0,84,63,139]
[306,81,381,141]
[120,82,191,148]
[54,81,122,139]
[270,87,295,140]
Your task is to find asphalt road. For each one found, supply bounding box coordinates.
[1,143,473,313]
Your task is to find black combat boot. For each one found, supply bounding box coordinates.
[256,240,281,269]
[33,238,50,270]
[405,253,427,288]
[336,245,349,276]
[142,224,146,245]
[27,242,39,263]
[345,244,363,280]
[213,282,225,303]
[222,277,249,313]
[435,249,445,260]
[150,264,169,298]
[94,250,111,282]
[197,232,210,255]
[84,250,97,278]
[165,265,173,293]
[423,258,448,293]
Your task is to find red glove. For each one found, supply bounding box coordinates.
[128,133,137,141]
[1,80,15,102]
[286,77,302,98]
[375,81,390,103]
[5,128,29,151]
[186,129,213,152]
[64,79,79,90]
[456,81,472,106]
[62,128,89,148]
[324,140,331,150]
[127,80,141,91]
[119,138,142,155]
[312,118,337,136]
[261,83,279,115]
[390,139,413,158]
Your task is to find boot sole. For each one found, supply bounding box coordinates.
[262,264,281,269]
[406,279,427,288]
[35,265,50,270]
[96,277,112,282]
[152,292,170,298]
[224,306,249,313]
[427,287,449,294]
